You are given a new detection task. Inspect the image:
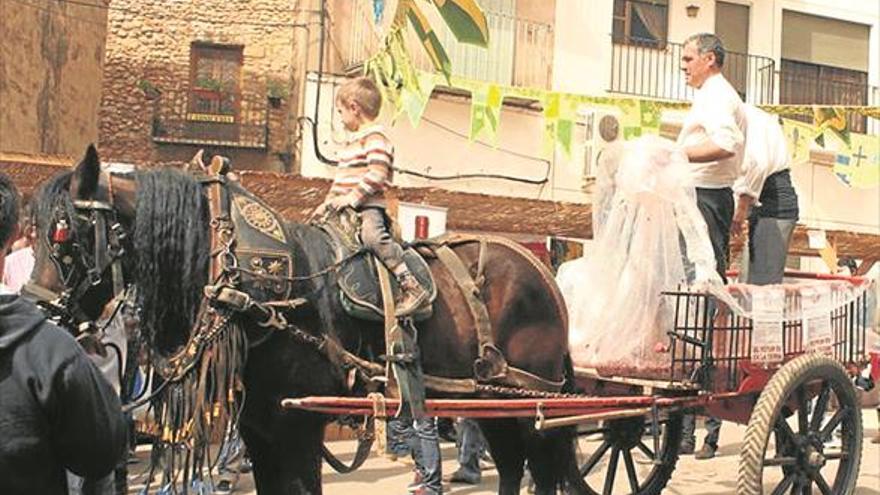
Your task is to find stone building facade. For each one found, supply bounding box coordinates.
[0,0,109,158]
[98,0,331,171]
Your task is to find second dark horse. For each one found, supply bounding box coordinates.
[28,147,587,494]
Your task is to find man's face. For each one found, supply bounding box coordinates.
[681,42,716,88]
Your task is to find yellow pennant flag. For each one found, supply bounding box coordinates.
[781,118,815,164]
[833,133,880,189]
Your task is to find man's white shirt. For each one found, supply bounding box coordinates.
[733,105,790,203]
[677,73,747,188]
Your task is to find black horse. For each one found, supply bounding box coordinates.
[28,147,588,494]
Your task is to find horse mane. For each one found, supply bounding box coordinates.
[134,168,210,354]
[32,170,74,235]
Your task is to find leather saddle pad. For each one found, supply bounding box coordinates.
[227,185,294,303]
[318,209,436,322]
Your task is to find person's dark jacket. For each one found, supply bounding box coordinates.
[0,294,127,495]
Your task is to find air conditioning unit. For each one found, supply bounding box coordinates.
[575,107,622,187]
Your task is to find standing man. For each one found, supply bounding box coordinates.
[689,105,800,461]
[677,33,747,457]
[734,104,799,285]
[0,172,127,494]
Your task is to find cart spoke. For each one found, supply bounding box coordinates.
[796,386,808,434]
[602,447,620,495]
[622,449,640,493]
[797,477,812,495]
[764,456,797,467]
[823,451,848,461]
[809,383,831,432]
[636,440,655,459]
[774,416,797,445]
[580,440,611,477]
[769,472,796,495]
[819,408,847,442]
[806,470,833,495]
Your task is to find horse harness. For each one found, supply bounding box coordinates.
[26,167,565,400]
[195,172,566,396]
[23,171,128,338]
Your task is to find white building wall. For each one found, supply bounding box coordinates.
[300,74,590,205]
[301,1,878,240]
[550,0,878,237]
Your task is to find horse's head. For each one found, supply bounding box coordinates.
[26,145,134,332]
[28,146,209,358]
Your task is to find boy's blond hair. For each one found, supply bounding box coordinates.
[336,76,382,120]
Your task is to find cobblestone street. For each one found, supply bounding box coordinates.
[127,409,879,494]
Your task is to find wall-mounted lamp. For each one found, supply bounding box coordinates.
[686,4,700,18]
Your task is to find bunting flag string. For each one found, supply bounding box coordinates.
[370,66,878,189]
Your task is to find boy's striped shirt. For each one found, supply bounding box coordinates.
[329,125,394,208]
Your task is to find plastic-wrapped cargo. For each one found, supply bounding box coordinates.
[556,136,872,382]
[557,135,721,376]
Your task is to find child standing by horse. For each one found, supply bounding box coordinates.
[314,76,428,316]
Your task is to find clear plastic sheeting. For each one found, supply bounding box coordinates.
[557,136,873,377]
[557,136,723,373]
[714,278,873,366]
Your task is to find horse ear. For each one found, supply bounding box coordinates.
[70,144,101,200]
[187,149,205,172]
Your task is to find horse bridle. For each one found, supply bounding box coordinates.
[22,173,129,335]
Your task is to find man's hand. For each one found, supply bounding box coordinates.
[731,195,753,238]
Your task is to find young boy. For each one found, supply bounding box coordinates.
[315,76,428,316]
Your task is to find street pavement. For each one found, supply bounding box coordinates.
[128,408,879,494]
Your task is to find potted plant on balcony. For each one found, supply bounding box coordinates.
[138,79,161,100]
[267,78,288,109]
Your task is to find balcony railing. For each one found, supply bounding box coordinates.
[151,88,269,148]
[610,36,776,104]
[779,72,877,134]
[345,0,554,88]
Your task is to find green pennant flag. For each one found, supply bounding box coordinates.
[542,92,560,158]
[468,83,502,143]
[405,0,453,80]
[402,72,437,127]
[555,94,580,157]
[428,0,489,47]
[640,99,662,133]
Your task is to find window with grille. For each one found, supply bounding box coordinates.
[612,0,668,48]
[189,43,243,122]
[780,59,868,133]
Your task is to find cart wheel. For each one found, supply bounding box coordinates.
[738,354,863,495]
[573,413,682,494]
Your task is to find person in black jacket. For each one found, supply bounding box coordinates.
[0,172,127,495]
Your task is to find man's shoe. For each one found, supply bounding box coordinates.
[446,469,480,485]
[678,442,695,455]
[395,273,429,316]
[694,444,716,460]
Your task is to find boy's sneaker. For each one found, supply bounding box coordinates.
[407,471,424,492]
[213,480,233,495]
